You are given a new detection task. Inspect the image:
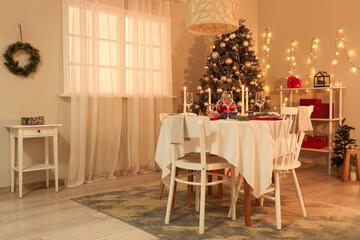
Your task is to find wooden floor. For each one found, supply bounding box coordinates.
[0,163,359,240]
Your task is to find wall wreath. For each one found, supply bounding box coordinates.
[3,41,40,77]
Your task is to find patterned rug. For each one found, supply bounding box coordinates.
[72,185,360,240]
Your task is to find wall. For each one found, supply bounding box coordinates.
[170,0,259,111]
[258,0,360,165]
[0,0,70,188]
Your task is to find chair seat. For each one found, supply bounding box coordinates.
[273,160,301,171]
[177,153,232,171]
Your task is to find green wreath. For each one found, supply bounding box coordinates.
[3,41,40,77]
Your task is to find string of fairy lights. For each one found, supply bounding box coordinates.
[262,27,271,95]
[331,28,360,84]
[287,40,298,78]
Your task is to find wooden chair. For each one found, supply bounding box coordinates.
[230,107,307,230]
[164,116,236,234]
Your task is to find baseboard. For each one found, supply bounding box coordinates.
[0,179,65,195]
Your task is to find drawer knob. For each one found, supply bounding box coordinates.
[37,130,41,133]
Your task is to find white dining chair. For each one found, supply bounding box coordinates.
[164,116,236,234]
[230,107,308,230]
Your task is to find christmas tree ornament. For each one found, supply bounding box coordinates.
[242,40,249,47]
[204,65,209,70]
[245,53,248,56]
[248,46,253,52]
[235,70,240,75]
[230,33,236,39]
[231,86,236,91]
[210,44,216,50]
[232,46,237,50]
[238,79,242,85]
[250,81,255,85]
[237,101,242,108]
[217,88,223,93]
[245,61,252,68]
[221,75,227,82]
[205,88,210,93]
[197,85,203,91]
[195,104,200,109]
[256,67,261,71]
[240,73,244,77]
[245,34,251,40]
[211,51,220,59]
[257,73,263,79]
[220,42,226,48]
[232,65,237,70]
[204,76,210,81]
[225,38,229,42]
[213,77,218,82]
[199,89,204,94]
[225,57,233,65]
[226,78,232,83]
[212,63,217,67]
[235,88,241,93]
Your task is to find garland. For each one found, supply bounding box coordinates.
[3,41,40,77]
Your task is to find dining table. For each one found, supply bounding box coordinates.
[155,117,284,227]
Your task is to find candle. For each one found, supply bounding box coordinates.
[246,87,249,113]
[208,88,211,106]
[183,86,187,114]
[241,85,245,116]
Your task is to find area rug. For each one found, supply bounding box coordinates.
[72,185,360,240]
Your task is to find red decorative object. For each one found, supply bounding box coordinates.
[299,99,321,106]
[312,103,334,118]
[216,100,236,113]
[302,135,328,149]
[287,75,302,88]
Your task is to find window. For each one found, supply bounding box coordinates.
[62,1,172,96]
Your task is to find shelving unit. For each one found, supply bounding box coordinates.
[277,85,346,175]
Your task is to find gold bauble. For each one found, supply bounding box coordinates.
[232,65,237,71]
[248,46,253,52]
[220,42,226,48]
[226,78,232,83]
[242,40,249,47]
[197,85,202,91]
[244,61,252,68]
[250,81,255,85]
[225,57,233,65]
[231,86,236,91]
[217,88,223,94]
[237,101,242,107]
[205,88,210,93]
[235,70,240,76]
[204,76,210,81]
[230,33,236,39]
[204,66,209,70]
[235,88,241,93]
[220,76,227,82]
[212,63,217,67]
[199,90,204,94]
[245,34,251,40]
[210,45,216,50]
[257,73,263,79]
[195,104,200,109]
[211,51,220,59]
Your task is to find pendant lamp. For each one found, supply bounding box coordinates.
[186,0,239,35]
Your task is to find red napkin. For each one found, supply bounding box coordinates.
[210,117,219,121]
[251,117,282,121]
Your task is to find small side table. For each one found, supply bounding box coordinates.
[5,124,62,198]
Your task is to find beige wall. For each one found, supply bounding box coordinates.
[0,0,70,188]
[258,0,360,165]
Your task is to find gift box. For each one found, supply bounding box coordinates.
[299,99,322,106]
[301,135,328,149]
[287,75,302,88]
[312,103,334,119]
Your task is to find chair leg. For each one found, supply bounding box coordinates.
[199,169,206,234]
[158,181,165,199]
[230,166,236,220]
[228,173,243,218]
[217,169,224,200]
[195,171,200,212]
[207,173,212,194]
[171,169,178,212]
[291,169,307,217]
[274,171,281,230]
[187,170,193,208]
[165,164,176,224]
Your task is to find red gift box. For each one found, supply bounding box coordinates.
[312,103,334,119]
[299,99,322,106]
[287,76,302,88]
[301,135,328,149]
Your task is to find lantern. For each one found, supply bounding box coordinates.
[314,71,330,87]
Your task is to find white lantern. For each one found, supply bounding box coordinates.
[186,0,239,35]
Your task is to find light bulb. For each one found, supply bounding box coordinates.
[352,67,357,72]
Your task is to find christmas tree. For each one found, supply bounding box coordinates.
[192,20,269,115]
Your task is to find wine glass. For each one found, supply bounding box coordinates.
[186,92,194,115]
[255,90,266,113]
[221,91,234,120]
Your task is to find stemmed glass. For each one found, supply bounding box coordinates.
[255,90,266,113]
[186,92,194,115]
[221,91,234,120]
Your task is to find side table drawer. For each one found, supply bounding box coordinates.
[22,127,54,137]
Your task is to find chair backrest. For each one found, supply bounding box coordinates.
[159,113,168,123]
[274,107,305,167]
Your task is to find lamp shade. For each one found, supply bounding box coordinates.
[186,0,239,35]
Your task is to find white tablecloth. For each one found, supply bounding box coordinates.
[155,119,283,198]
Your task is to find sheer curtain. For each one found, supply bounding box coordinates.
[62,0,173,187]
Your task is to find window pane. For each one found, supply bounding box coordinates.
[152,47,161,70]
[125,16,134,42]
[99,12,117,40]
[99,41,117,66]
[126,44,134,68]
[152,22,160,46]
[99,68,118,93]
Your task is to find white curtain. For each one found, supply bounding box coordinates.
[62,0,173,187]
